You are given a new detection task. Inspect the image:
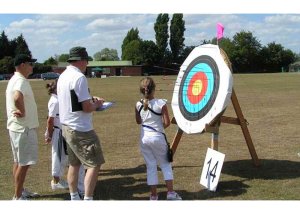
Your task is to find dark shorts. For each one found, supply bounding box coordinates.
[62,125,105,168]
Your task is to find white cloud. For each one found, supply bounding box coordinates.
[265,14,300,25]
[2,14,300,62]
[9,18,35,28]
[86,18,129,31]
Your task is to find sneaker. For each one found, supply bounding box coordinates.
[167,191,182,200]
[51,180,69,190]
[13,195,28,200]
[70,192,81,200]
[150,194,158,200]
[22,188,40,198]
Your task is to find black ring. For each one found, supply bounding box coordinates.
[178,55,220,121]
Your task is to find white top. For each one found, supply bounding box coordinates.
[136,98,167,134]
[6,72,39,132]
[57,65,93,132]
[47,94,61,129]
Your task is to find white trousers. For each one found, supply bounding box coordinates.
[51,128,85,192]
[140,130,173,185]
[51,128,67,178]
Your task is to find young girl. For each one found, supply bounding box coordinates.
[45,80,85,198]
[135,77,182,200]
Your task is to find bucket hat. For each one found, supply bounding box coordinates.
[67,46,89,62]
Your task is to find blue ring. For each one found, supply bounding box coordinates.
[182,63,214,113]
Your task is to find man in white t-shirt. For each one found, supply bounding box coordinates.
[57,46,105,200]
[6,54,39,200]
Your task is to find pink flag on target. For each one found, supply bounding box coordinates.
[216,23,224,40]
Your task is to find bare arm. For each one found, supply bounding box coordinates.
[135,107,142,124]
[13,90,25,117]
[45,117,54,144]
[161,104,170,129]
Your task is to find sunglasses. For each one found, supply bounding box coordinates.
[26,62,34,66]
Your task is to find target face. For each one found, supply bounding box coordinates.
[171,44,233,134]
[179,55,219,121]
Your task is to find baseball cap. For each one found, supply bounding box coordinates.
[14,54,37,66]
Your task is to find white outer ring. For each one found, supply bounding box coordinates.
[171,44,233,134]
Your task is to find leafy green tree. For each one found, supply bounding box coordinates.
[8,38,17,57]
[58,54,69,62]
[0,31,10,59]
[231,31,262,73]
[121,28,141,59]
[260,42,296,72]
[154,14,169,63]
[140,40,159,65]
[14,34,31,56]
[0,56,14,74]
[181,45,196,63]
[33,63,52,74]
[44,56,58,65]
[94,48,119,61]
[122,40,143,65]
[281,49,296,70]
[295,53,300,61]
[170,14,185,64]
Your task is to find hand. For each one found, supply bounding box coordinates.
[13,110,24,117]
[92,96,104,102]
[95,98,104,108]
[45,137,52,144]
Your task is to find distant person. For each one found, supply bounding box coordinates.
[135,77,182,200]
[57,46,105,200]
[6,54,39,200]
[45,80,85,198]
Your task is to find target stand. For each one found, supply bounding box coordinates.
[170,88,260,167]
[170,44,260,167]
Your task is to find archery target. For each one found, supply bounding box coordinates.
[171,44,233,134]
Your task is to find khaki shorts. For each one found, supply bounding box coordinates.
[62,125,105,168]
[9,128,38,166]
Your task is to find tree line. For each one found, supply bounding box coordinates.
[0,31,52,75]
[1,14,298,75]
[121,14,297,73]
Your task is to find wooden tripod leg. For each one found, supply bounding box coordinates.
[211,133,219,150]
[231,89,260,166]
[211,124,220,151]
[170,128,183,155]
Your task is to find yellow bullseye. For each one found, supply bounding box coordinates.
[192,80,202,96]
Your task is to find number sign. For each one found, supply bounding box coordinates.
[200,148,225,191]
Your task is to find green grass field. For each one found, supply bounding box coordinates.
[0,73,300,200]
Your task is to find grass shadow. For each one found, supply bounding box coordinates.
[95,164,165,200]
[38,192,70,200]
[222,159,300,180]
[175,180,249,200]
[100,164,146,176]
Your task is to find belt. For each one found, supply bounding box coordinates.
[54,126,61,129]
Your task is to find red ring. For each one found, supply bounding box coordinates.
[187,72,208,104]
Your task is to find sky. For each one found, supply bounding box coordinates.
[1,1,300,63]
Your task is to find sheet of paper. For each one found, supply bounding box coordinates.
[96,102,114,111]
